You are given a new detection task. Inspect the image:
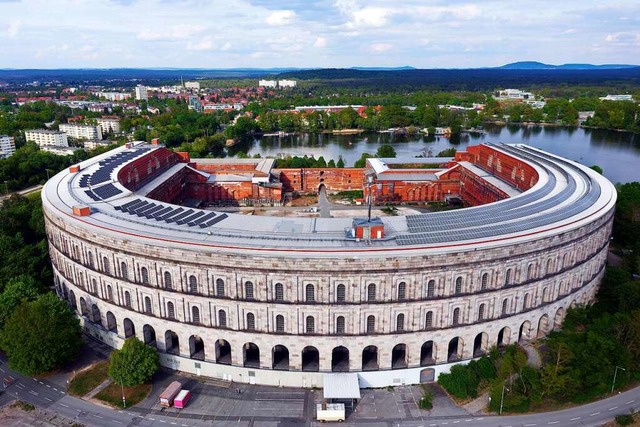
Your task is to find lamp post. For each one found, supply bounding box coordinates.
[611,366,626,394]
[3,181,7,196]
[499,384,510,415]
[45,169,50,181]
[121,380,126,408]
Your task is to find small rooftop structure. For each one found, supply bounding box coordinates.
[323,373,361,400]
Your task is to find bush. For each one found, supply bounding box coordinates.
[419,385,434,410]
[615,414,634,426]
[438,364,479,399]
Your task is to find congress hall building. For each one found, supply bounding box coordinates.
[42,141,616,387]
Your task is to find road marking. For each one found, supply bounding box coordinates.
[626,400,635,405]
[16,384,24,389]
[32,378,37,381]
[465,420,472,422]
[570,417,581,421]
[113,421,123,424]
[46,384,51,388]
[0,368,4,372]
[45,397,52,402]
[547,422,559,425]
[159,421,166,424]
[60,404,69,408]
[39,381,44,385]
[609,406,618,411]
[94,414,103,419]
[524,423,537,426]
[171,423,177,425]
[53,388,58,391]
[149,418,155,421]
[590,412,600,416]
[453,422,459,424]
[29,390,38,396]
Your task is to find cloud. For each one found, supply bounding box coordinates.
[313,37,327,48]
[266,10,295,26]
[371,43,392,53]
[138,24,204,41]
[352,7,392,27]
[186,36,215,51]
[5,20,21,38]
[605,32,640,46]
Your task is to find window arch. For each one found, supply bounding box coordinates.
[218,309,227,327]
[141,267,149,285]
[523,293,531,309]
[87,252,94,269]
[144,296,152,314]
[505,268,512,286]
[366,315,375,333]
[396,313,405,331]
[305,283,315,302]
[397,282,406,300]
[478,304,485,321]
[91,278,97,294]
[545,258,553,275]
[124,291,131,308]
[501,299,509,315]
[452,308,461,326]
[336,284,346,302]
[188,275,198,294]
[192,306,200,324]
[367,283,376,301]
[425,311,434,329]
[246,312,255,330]
[481,273,488,290]
[103,257,110,274]
[164,271,173,290]
[245,281,254,299]
[275,282,284,301]
[542,287,549,302]
[426,280,435,298]
[454,277,463,295]
[106,285,113,301]
[275,314,285,332]
[527,264,535,280]
[121,262,128,280]
[306,316,315,333]
[216,278,225,297]
[336,316,345,334]
[167,301,175,319]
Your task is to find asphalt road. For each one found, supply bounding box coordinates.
[2,350,639,427]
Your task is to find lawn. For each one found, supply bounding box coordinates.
[95,382,152,409]
[68,361,109,397]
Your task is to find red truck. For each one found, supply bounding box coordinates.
[159,381,182,408]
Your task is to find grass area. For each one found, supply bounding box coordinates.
[12,401,35,411]
[95,382,152,409]
[68,361,109,397]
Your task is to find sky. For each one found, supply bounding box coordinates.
[1,0,639,69]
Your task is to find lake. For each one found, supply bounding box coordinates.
[228,125,640,184]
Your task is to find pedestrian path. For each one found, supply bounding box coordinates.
[82,378,112,400]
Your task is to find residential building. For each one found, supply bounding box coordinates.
[599,94,634,101]
[94,91,132,101]
[185,81,201,90]
[84,140,113,150]
[25,129,69,147]
[41,146,79,156]
[258,80,277,88]
[135,85,149,101]
[59,123,103,141]
[278,79,297,88]
[96,117,121,134]
[0,135,16,159]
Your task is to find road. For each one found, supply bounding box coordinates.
[2,351,639,427]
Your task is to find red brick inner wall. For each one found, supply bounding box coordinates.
[278,168,365,193]
[117,148,183,191]
[465,145,538,191]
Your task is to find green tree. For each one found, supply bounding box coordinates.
[108,337,159,387]
[0,275,43,329]
[376,144,396,158]
[336,156,345,168]
[1,293,82,375]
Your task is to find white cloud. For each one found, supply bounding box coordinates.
[186,36,215,51]
[138,24,204,41]
[5,20,21,38]
[352,7,392,27]
[266,10,295,26]
[605,32,640,45]
[313,36,327,48]
[371,43,392,53]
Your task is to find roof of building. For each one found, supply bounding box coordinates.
[41,142,617,257]
[323,373,361,400]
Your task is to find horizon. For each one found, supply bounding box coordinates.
[1,1,639,69]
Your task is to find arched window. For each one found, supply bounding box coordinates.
[192,306,200,324]
[189,275,198,294]
[397,282,406,300]
[164,271,173,290]
[478,304,485,321]
[542,287,549,302]
[367,283,376,302]
[454,277,463,295]
[91,278,97,294]
[505,268,512,286]
[245,281,254,299]
[275,314,285,332]
[336,316,345,334]
[425,311,434,329]
[523,293,530,309]
[546,259,553,275]
[366,315,375,333]
[144,296,152,314]
[246,312,255,330]
[427,280,435,298]
[501,299,509,315]
[106,285,113,301]
[124,291,132,308]
[141,267,149,285]
[527,264,535,280]
[121,262,128,280]
[167,301,175,319]
[481,273,488,290]
[87,252,94,269]
[306,316,315,333]
[103,257,110,274]
[396,313,405,331]
[452,308,460,326]
[305,284,315,302]
[216,278,225,297]
[336,284,346,302]
[275,283,284,301]
[215,310,226,329]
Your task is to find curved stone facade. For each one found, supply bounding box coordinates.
[42,143,617,387]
